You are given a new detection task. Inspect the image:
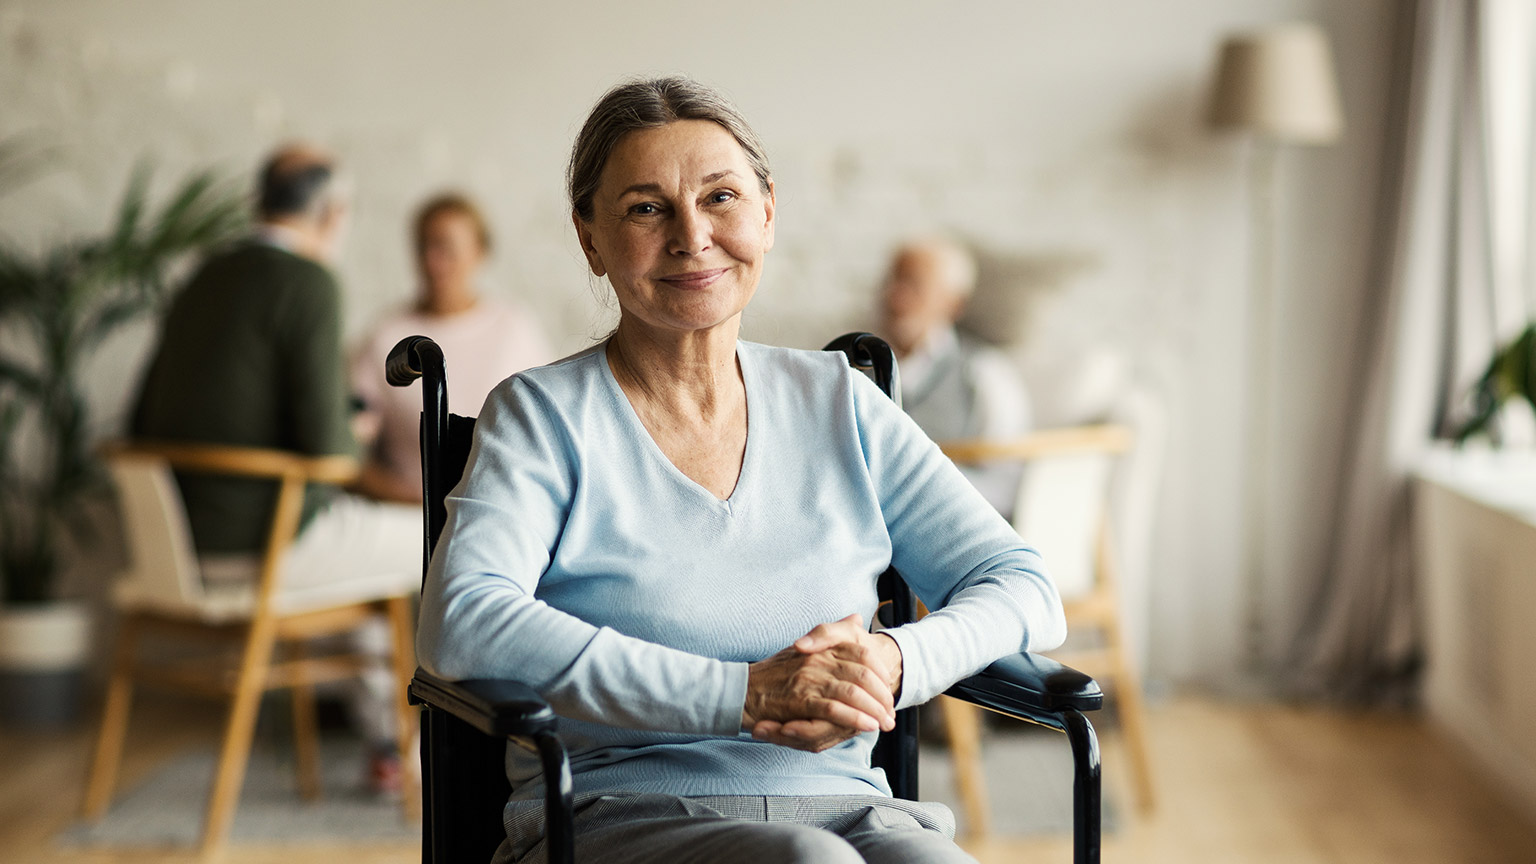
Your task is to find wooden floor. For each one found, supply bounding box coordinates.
[3,693,1533,863]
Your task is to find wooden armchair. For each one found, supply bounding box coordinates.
[938,425,1155,838]
[82,442,420,856]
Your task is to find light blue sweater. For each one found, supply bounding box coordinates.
[417,340,1065,800]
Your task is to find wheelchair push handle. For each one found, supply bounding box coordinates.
[386,335,446,387]
[823,332,901,407]
[385,334,450,579]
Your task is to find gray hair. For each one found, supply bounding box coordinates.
[567,76,772,222]
[900,235,979,298]
[257,144,339,221]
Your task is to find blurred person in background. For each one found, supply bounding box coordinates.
[350,192,552,504]
[132,144,419,793]
[878,237,1030,515]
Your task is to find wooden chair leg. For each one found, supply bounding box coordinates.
[385,596,420,821]
[939,694,991,840]
[289,641,322,801]
[1106,627,1157,813]
[82,615,139,820]
[200,618,277,858]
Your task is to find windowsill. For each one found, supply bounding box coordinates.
[1415,442,1536,527]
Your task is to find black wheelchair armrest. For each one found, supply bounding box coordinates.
[947,652,1104,861]
[945,652,1103,722]
[408,668,558,738]
[410,668,577,864]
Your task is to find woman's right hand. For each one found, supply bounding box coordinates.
[742,614,897,753]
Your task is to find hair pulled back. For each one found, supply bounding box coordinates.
[413,192,493,256]
[567,76,771,223]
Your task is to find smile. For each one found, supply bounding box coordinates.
[658,268,728,289]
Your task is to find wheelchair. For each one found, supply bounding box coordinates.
[386,333,1104,864]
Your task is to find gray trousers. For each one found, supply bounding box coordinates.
[497,793,977,864]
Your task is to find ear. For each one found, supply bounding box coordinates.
[571,210,606,277]
[319,198,349,232]
[761,179,776,254]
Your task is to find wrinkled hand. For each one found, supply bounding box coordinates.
[793,615,903,697]
[744,614,905,753]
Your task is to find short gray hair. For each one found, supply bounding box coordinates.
[567,76,772,222]
[256,143,346,221]
[901,235,979,298]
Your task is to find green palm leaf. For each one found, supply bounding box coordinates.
[0,151,247,604]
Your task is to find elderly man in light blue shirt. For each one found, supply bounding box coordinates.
[879,237,1032,516]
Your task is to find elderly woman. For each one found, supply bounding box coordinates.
[417,77,1065,864]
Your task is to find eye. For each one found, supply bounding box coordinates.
[707,190,736,205]
[629,202,661,216]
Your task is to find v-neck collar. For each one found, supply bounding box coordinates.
[598,340,755,511]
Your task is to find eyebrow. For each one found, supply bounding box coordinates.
[617,170,742,198]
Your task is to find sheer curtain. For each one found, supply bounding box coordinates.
[1288,0,1536,700]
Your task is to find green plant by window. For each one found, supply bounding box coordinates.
[1455,323,1536,445]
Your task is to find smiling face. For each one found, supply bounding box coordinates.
[574,120,775,341]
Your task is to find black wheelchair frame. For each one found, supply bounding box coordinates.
[386,333,1104,864]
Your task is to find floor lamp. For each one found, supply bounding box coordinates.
[1207,22,1344,675]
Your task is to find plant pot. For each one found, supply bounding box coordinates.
[0,600,93,729]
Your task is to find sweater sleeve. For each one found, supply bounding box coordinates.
[415,375,748,737]
[850,370,1067,709]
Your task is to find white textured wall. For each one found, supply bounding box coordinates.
[0,0,1393,691]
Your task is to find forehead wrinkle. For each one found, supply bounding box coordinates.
[617,182,666,198]
[601,122,753,202]
[615,168,745,200]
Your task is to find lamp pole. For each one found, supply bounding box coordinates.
[1206,22,1344,681]
[1242,138,1279,674]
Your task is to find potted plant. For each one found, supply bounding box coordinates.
[1455,324,1536,445]
[0,152,245,727]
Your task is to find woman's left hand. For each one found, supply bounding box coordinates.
[792,615,903,697]
[750,614,904,750]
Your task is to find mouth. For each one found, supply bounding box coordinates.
[657,268,728,289]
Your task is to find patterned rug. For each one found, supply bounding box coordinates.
[59,736,417,849]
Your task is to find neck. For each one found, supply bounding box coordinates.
[260,219,325,263]
[607,316,743,416]
[886,326,923,360]
[419,284,478,316]
[891,322,952,360]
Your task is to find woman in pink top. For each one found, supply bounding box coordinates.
[351,193,553,503]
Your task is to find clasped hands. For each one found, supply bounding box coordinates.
[742,614,903,753]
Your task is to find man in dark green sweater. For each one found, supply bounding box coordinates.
[133,145,419,791]
[135,145,358,551]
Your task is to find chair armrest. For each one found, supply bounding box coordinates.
[945,652,1103,721]
[104,440,360,484]
[408,668,558,739]
[939,425,1132,464]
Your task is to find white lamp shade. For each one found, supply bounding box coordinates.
[1208,22,1345,144]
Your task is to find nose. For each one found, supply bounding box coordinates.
[668,203,711,257]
